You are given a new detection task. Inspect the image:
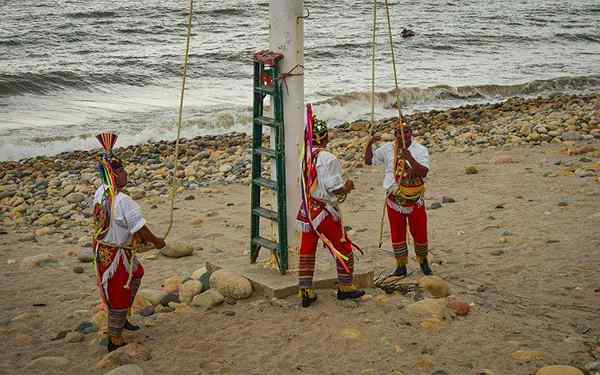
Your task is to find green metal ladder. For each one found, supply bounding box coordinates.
[250,50,288,274]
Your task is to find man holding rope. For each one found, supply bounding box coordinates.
[297,116,365,307]
[364,120,433,277]
[92,133,166,352]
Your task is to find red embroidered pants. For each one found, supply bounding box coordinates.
[298,213,354,289]
[387,200,428,265]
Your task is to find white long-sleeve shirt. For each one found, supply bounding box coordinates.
[94,186,146,247]
[372,142,430,193]
[310,150,346,205]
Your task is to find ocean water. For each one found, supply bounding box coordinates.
[1,0,599,161]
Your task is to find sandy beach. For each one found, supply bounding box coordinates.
[1,94,599,375]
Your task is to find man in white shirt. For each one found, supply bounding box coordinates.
[364,120,433,277]
[297,119,365,307]
[92,133,165,352]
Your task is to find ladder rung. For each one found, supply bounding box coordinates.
[255,86,274,96]
[254,116,281,128]
[252,236,279,251]
[252,177,277,191]
[254,147,277,158]
[252,207,278,221]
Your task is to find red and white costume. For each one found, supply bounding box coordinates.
[373,142,431,263]
[297,150,354,288]
[93,186,145,338]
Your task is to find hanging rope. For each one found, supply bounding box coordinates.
[164,0,194,240]
[371,0,409,249]
[370,0,377,136]
[383,0,407,147]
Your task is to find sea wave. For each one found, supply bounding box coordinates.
[0,71,152,97]
[311,75,600,125]
[66,10,118,19]
[317,75,600,110]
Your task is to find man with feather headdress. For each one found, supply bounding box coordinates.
[92,133,165,352]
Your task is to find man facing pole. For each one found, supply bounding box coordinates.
[364,120,433,277]
[92,133,166,352]
[297,111,365,307]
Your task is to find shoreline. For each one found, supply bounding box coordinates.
[1,92,599,233]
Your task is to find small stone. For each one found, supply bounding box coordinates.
[429,202,442,210]
[209,270,253,300]
[406,298,449,319]
[418,276,450,298]
[431,370,449,375]
[441,196,455,203]
[511,350,544,361]
[472,370,495,375]
[78,248,94,263]
[184,195,195,201]
[160,292,180,306]
[447,298,470,316]
[34,213,57,226]
[465,166,479,175]
[96,343,152,369]
[77,321,98,335]
[26,356,70,369]
[139,289,168,307]
[191,289,225,309]
[20,253,57,268]
[179,280,203,304]
[65,331,84,343]
[139,306,155,317]
[105,364,145,375]
[535,366,584,375]
[155,305,174,313]
[224,296,237,305]
[66,192,86,204]
[495,203,504,209]
[73,266,84,274]
[491,250,504,256]
[558,201,569,207]
[223,310,236,317]
[160,243,194,258]
[161,276,183,294]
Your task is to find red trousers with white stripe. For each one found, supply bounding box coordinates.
[298,213,354,289]
[387,200,428,265]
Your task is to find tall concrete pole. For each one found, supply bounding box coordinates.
[269,1,304,250]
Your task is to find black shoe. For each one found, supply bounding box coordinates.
[337,289,366,300]
[420,260,433,276]
[391,265,408,277]
[107,338,126,352]
[124,320,140,331]
[300,289,317,308]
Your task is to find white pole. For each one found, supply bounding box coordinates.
[269,0,304,250]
